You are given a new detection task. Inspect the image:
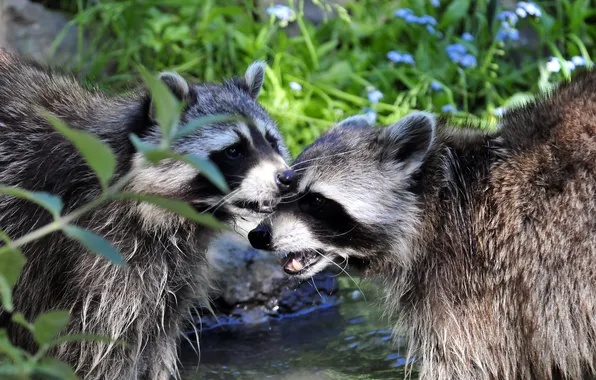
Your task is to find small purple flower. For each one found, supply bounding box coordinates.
[494,107,505,117]
[496,21,520,42]
[497,10,518,25]
[517,2,541,18]
[426,25,436,35]
[446,43,469,63]
[431,0,440,7]
[289,81,302,91]
[442,104,457,113]
[565,60,576,71]
[546,57,561,73]
[419,15,438,25]
[394,8,414,18]
[362,107,378,123]
[405,14,422,23]
[430,81,443,91]
[387,51,415,65]
[572,56,587,66]
[461,32,474,41]
[460,54,478,68]
[368,90,384,103]
[266,5,295,22]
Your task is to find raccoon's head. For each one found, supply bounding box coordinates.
[128,62,295,232]
[247,112,436,279]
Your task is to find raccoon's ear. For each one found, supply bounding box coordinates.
[234,61,266,99]
[333,114,376,130]
[149,72,191,123]
[379,111,436,173]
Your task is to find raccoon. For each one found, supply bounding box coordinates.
[0,50,296,380]
[248,72,596,379]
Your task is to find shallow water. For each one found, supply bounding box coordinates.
[179,278,419,380]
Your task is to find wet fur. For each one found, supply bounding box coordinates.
[259,70,596,379]
[0,50,288,379]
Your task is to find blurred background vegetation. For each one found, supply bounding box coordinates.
[33,0,596,156]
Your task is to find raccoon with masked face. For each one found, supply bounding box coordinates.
[0,50,296,380]
[249,72,596,379]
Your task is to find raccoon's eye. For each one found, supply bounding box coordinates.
[224,144,243,159]
[265,135,277,150]
[300,193,327,213]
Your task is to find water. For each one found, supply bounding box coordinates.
[179,278,419,380]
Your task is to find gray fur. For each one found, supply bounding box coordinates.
[0,51,290,380]
[253,71,596,379]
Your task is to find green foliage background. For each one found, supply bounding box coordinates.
[50,0,596,156]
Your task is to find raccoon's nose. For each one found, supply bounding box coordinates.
[248,225,273,251]
[276,170,297,193]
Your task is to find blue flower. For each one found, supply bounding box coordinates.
[546,57,561,73]
[368,89,384,103]
[493,107,505,117]
[431,0,440,7]
[496,21,520,42]
[426,25,436,34]
[445,43,476,67]
[419,15,438,25]
[461,32,474,41]
[396,9,437,25]
[394,8,414,18]
[387,51,415,65]
[516,2,541,18]
[572,56,587,66]
[289,81,302,91]
[430,81,443,91]
[266,5,295,21]
[442,105,457,113]
[362,107,378,123]
[497,10,518,25]
[460,54,477,68]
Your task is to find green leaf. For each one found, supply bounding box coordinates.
[11,313,33,332]
[182,155,229,194]
[0,276,13,312]
[0,364,21,376]
[63,226,126,266]
[116,193,229,230]
[439,0,471,28]
[42,112,116,190]
[35,357,78,380]
[33,311,70,346]
[0,186,63,217]
[127,139,229,193]
[174,114,243,140]
[0,247,25,287]
[138,66,182,141]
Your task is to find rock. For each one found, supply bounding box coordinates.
[202,230,339,329]
[0,0,82,67]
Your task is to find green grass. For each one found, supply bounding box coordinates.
[51,0,596,156]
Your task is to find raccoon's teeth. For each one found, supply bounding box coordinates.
[291,258,303,271]
[284,257,304,273]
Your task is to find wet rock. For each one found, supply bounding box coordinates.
[0,0,83,67]
[201,231,339,329]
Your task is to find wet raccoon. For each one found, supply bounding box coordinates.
[0,50,296,379]
[249,72,596,379]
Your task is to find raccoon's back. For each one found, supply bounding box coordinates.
[0,52,133,237]
[499,69,596,164]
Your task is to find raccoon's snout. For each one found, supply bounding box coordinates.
[275,170,297,193]
[248,224,273,250]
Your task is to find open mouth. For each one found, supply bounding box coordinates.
[281,251,322,275]
[233,200,277,214]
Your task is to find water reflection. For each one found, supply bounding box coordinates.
[180,278,419,379]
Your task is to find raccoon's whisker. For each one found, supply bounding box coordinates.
[202,189,241,214]
[314,225,357,239]
[290,149,361,168]
[279,189,312,204]
[310,277,326,300]
[312,249,367,301]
